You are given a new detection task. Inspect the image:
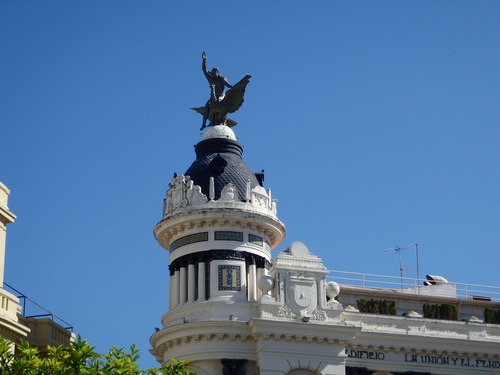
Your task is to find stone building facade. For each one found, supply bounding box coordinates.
[149,126,500,375]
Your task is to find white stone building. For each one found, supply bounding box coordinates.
[149,126,500,375]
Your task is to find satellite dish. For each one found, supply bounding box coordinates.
[288,241,308,257]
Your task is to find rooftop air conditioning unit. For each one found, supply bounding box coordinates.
[424,274,448,286]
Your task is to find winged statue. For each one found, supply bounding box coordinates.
[191,52,251,130]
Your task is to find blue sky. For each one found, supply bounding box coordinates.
[2,1,500,369]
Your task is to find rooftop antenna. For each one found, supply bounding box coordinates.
[381,244,419,289]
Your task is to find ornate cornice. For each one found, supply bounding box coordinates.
[155,211,285,251]
[0,317,30,341]
[0,205,16,226]
[151,325,345,360]
[151,322,255,359]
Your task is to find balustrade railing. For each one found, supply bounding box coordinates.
[327,270,500,302]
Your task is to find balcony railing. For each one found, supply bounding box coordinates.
[327,270,500,302]
[3,282,74,332]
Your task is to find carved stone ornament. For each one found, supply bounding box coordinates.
[292,284,313,309]
[251,186,269,209]
[186,180,208,206]
[165,175,190,214]
[278,305,298,319]
[288,277,318,317]
[309,309,327,321]
[220,183,238,202]
[162,175,279,219]
[164,175,209,215]
[262,242,347,321]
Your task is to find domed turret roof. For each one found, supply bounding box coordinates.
[185,130,261,201]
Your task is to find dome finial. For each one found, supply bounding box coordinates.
[203,125,237,140]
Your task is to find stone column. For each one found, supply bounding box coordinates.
[187,257,196,303]
[248,256,257,302]
[168,265,174,309]
[179,264,187,305]
[171,264,180,308]
[197,258,206,301]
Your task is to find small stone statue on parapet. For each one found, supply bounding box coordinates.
[192,52,251,130]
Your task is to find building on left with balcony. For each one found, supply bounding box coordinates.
[0,181,74,354]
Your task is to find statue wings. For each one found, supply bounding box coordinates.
[224,75,252,114]
[191,74,251,128]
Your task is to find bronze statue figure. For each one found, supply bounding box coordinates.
[202,51,233,103]
[192,52,251,130]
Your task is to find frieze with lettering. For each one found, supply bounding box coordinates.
[346,350,500,369]
[346,350,385,361]
[404,354,500,369]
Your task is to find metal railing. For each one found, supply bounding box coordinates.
[327,270,500,302]
[3,282,74,332]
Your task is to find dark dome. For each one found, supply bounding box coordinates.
[185,137,261,201]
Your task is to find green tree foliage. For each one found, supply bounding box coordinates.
[422,303,459,320]
[0,335,196,375]
[356,298,396,315]
[484,308,500,324]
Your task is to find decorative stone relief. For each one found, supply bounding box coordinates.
[162,174,278,218]
[271,199,277,215]
[220,183,238,202]
[289,277,317,317]
[278,305,298,319]
[165,175,190,215]
[310,309,327,321]
[259,242,342,322]
[258,302,285,319]
[164,175,209,216]
[251,186,269,209]
[186,179,208,206]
